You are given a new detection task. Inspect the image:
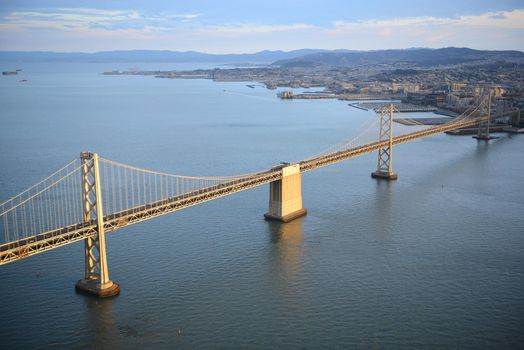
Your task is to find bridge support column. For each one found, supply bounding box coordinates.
[511,110,521,127]
[473,91,498,141]
[371,104,398,180]
[75,152,120,298]
[264,164,307,223]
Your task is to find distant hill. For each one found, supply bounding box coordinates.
[0,49,332,63]
[272,47,524,67]
[3,47,522,67]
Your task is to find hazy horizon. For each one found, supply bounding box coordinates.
[1,46,523,55]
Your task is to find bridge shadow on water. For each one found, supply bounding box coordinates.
[357,135,511,243]
[266,218,304,245]
[81,296,120,348]
[369,179,395,242]
[266,218,304,270]
[409,134,510,187]
[79,280,166,348]
[82,293,159,349]
[264,218,306,298]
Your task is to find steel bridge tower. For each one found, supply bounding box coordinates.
[371,104,398,180]
[473,90,498,140]
[75,152,120,297]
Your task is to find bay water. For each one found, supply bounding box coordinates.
[0,62,523,349]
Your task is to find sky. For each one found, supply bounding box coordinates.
[0,0,523,53]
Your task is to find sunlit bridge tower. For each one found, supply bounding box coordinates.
[75,152,120,297]
[473,90,498,140]
[371,104,398,180]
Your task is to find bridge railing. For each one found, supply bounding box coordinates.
[0,160,84,246]
[96,158,262,217]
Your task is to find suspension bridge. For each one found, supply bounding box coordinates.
[0,92,501,297]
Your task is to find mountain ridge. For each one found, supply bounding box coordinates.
[0,47,522,66]
[0,49,332,63]
[272,47,524,67]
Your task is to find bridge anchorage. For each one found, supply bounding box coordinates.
[264,163,307,222]
[371,104,398,180]
[75,152,120,297]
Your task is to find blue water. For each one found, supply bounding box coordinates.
[0,62,523,349]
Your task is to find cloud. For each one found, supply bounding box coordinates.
[321,10,524,48]
[489,12,507,20]
[0,7,200,32]
[0,7,522,52]
[194,22,315,37]
[192,10,524,50]
[328,9,524,33]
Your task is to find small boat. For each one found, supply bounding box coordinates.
[246,84,255,88]
[19,79,28,82]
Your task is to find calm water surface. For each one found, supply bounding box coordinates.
[0,62,523,349]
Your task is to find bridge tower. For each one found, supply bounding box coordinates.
[371,104,398,180]
[473,90,498,140]
[75,152,120,297]
[511,109,521,127]
[264,163,307,222]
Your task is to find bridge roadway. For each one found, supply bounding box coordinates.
[0,117,481,265]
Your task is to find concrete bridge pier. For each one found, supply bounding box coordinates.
[264,164,307,223]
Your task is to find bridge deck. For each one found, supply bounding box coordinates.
[0,117,481,265]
